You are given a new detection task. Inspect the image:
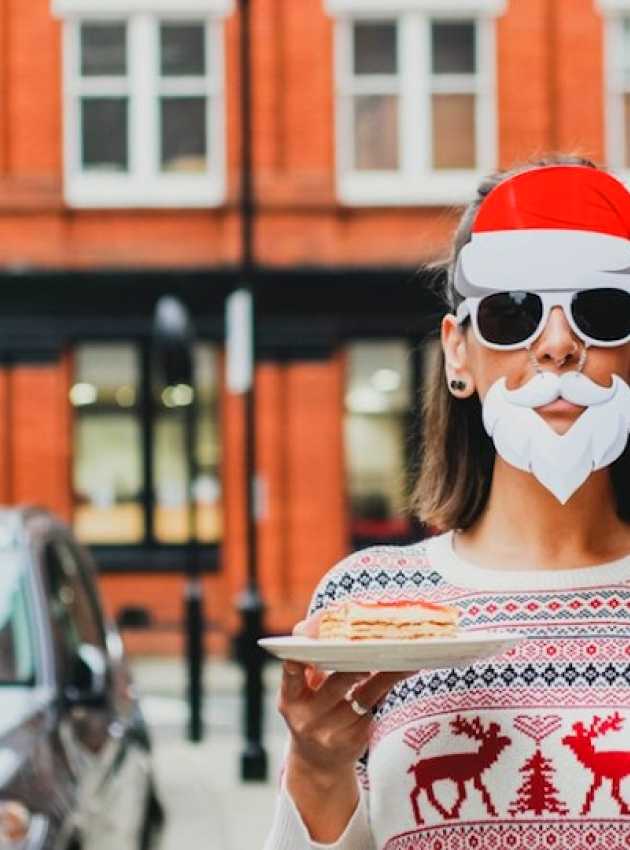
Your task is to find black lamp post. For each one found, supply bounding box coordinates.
[226,0,268,782]
[153,295,204,744]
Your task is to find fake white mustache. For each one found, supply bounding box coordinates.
[502,371,617,408]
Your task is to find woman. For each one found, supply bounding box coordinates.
[263,157,630,849]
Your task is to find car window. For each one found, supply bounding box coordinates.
[43,539,106,683]
[0,555,35,685]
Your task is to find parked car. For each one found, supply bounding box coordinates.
[0,506,163,850]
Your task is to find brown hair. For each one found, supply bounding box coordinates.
[411,154,630,531]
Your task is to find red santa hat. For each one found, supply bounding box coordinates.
[455,165,630,296]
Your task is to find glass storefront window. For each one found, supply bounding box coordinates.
[344,341,414,544]
[72,344,143,544]
[72,341,222,547]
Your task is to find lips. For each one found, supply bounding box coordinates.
[536,399,586,414]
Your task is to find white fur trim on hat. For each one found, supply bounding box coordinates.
[455,229,630,296]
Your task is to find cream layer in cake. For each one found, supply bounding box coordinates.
[318,599,458,641]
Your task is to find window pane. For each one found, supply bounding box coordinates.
[432,22,476,74]
[160,97,207,173]
[194,345,222,543]
[354,22,397,75]
[432,93,476,169]
[625,93,630,169]
[72,344,143,544]
[81,22,127,76]
[161,22,206,76]
[0,561,34,684]
[354,95,399,170]
[45,542,104,649]
[74,416,143,543]
[154,414,188,542]
[345,342,413,544]
[81,98,128,172]
[154,344,222,543]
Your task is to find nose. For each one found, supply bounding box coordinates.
[532,306,581,369]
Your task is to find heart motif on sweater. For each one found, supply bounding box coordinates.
[403,722,440,754]
[514,714,563,743]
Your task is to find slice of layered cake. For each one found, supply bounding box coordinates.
[318,599,459,641]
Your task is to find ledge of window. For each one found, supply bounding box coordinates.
[337,170,484,207]
[325,0,506,16]
[52,0,234,16]
[64,174,227,209]
[596,0,630,11]
[91,542,220,574]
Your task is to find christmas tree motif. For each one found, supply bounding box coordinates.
[509,714,569,816]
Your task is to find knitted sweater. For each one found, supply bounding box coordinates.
[263,531,630,850]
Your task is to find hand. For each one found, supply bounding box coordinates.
[277,612,414,783]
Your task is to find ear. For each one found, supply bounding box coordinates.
[441,313,476,398]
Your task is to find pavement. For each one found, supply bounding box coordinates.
[129,656,287,850]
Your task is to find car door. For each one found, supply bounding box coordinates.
[62,535,156,850]
[49,531,155,850]
[41,533,134,849]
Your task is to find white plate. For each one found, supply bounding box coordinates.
[258,631,523,672]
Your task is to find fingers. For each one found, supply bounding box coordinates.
[281,662,367,705]
[280,659,414,723]
[283,664,412,706]
[313,671,371,713]
[281,661,308,701]
[328,670,411,729]
[352,670,414,711]
[305,665,327,689]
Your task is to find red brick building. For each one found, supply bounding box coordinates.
[0,0,628,653]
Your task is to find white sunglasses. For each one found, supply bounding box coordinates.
[455,288,630,351]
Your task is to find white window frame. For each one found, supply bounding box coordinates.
[52,0,234,208]
[600,0,630,179]
[325,0,505,206]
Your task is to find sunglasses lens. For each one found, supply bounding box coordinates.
[477,291,543,346]
[572,288,630,343]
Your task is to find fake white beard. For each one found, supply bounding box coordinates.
[482,371,630,504]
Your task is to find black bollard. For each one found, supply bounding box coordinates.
[185,574,203,743]
[237,584,267,780]
[184,389,203,743]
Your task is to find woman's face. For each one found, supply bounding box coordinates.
[442,304,630,436]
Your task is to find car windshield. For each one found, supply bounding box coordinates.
[0,550,35,685]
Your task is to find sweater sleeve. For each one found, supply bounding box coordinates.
[263,547,391,850]
[262,777,374,850]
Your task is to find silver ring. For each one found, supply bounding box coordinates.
[345,692,370,716]
[528,342,587,372]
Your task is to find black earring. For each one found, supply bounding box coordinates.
[450,379,466,392]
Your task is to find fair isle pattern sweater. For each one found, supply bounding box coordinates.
[263,532,630,850]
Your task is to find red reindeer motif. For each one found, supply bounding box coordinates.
[562,712,630,815]
[406,715,511,825]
